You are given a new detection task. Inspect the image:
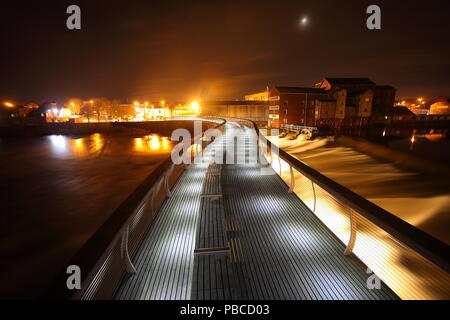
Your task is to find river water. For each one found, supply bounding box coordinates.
[0,133,174,299]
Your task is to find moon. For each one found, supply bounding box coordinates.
[300,17,308,26]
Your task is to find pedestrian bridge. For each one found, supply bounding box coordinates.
[46,118,450,300]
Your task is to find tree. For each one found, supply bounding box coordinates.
[66,98,83,115]
[109,99,123,119]
[80,101,94,122]
[93,98,112,122]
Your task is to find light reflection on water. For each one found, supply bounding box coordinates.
[46,133,173,158]
[133,135,172,153]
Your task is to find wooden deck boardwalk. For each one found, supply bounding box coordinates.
[115,124,398,300]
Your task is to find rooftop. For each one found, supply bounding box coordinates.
[375,85,396,90]
[325,78,376,85]
[393,106,416,116]
[202,100,270,106]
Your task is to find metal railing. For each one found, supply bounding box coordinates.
[229,117,450,300]
[281,124,319,133]
[44,119,226,300]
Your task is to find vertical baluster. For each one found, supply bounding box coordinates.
[344,208,357,256]
[121,226,136,274]
[311,181,317,213]
[289,166,295,193]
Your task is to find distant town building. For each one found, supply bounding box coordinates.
[392,106,416,122]
[201,100,269,124]
[395,98,430,115]
[131,102,171,121]
[0,106,12,126]
[430,97,450,115]
[0,103,46,126]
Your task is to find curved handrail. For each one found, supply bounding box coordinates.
[43,118,226,299]
[227,117,450,274]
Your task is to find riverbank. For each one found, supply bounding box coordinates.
[0,120,219,138]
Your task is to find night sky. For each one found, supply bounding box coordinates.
[1,0,450,104]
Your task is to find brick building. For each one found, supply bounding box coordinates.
[201,100,269,124]
[315,78,396,125]
[267,87,328,128]
[245,78,397,128]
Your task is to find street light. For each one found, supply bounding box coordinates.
[191,101,200,114]
[4,102,14,108]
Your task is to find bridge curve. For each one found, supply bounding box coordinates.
[44,118,450,300]
[115,122,397,300]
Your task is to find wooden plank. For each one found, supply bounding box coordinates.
[194,247,231,256]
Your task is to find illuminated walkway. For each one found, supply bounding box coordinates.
[115,124,398,300]
[114,129,228,300]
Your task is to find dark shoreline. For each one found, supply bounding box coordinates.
[0,120,220,138]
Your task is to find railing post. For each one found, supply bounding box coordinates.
[165,164,175,198]
[256,131,261,165]
[121,226,136,274]
[344,208,357,256]
[289,166,295,193]
[278,155,282,176]
[150,176,164,213]
[311,181,316,213]
[268,148,273,167]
